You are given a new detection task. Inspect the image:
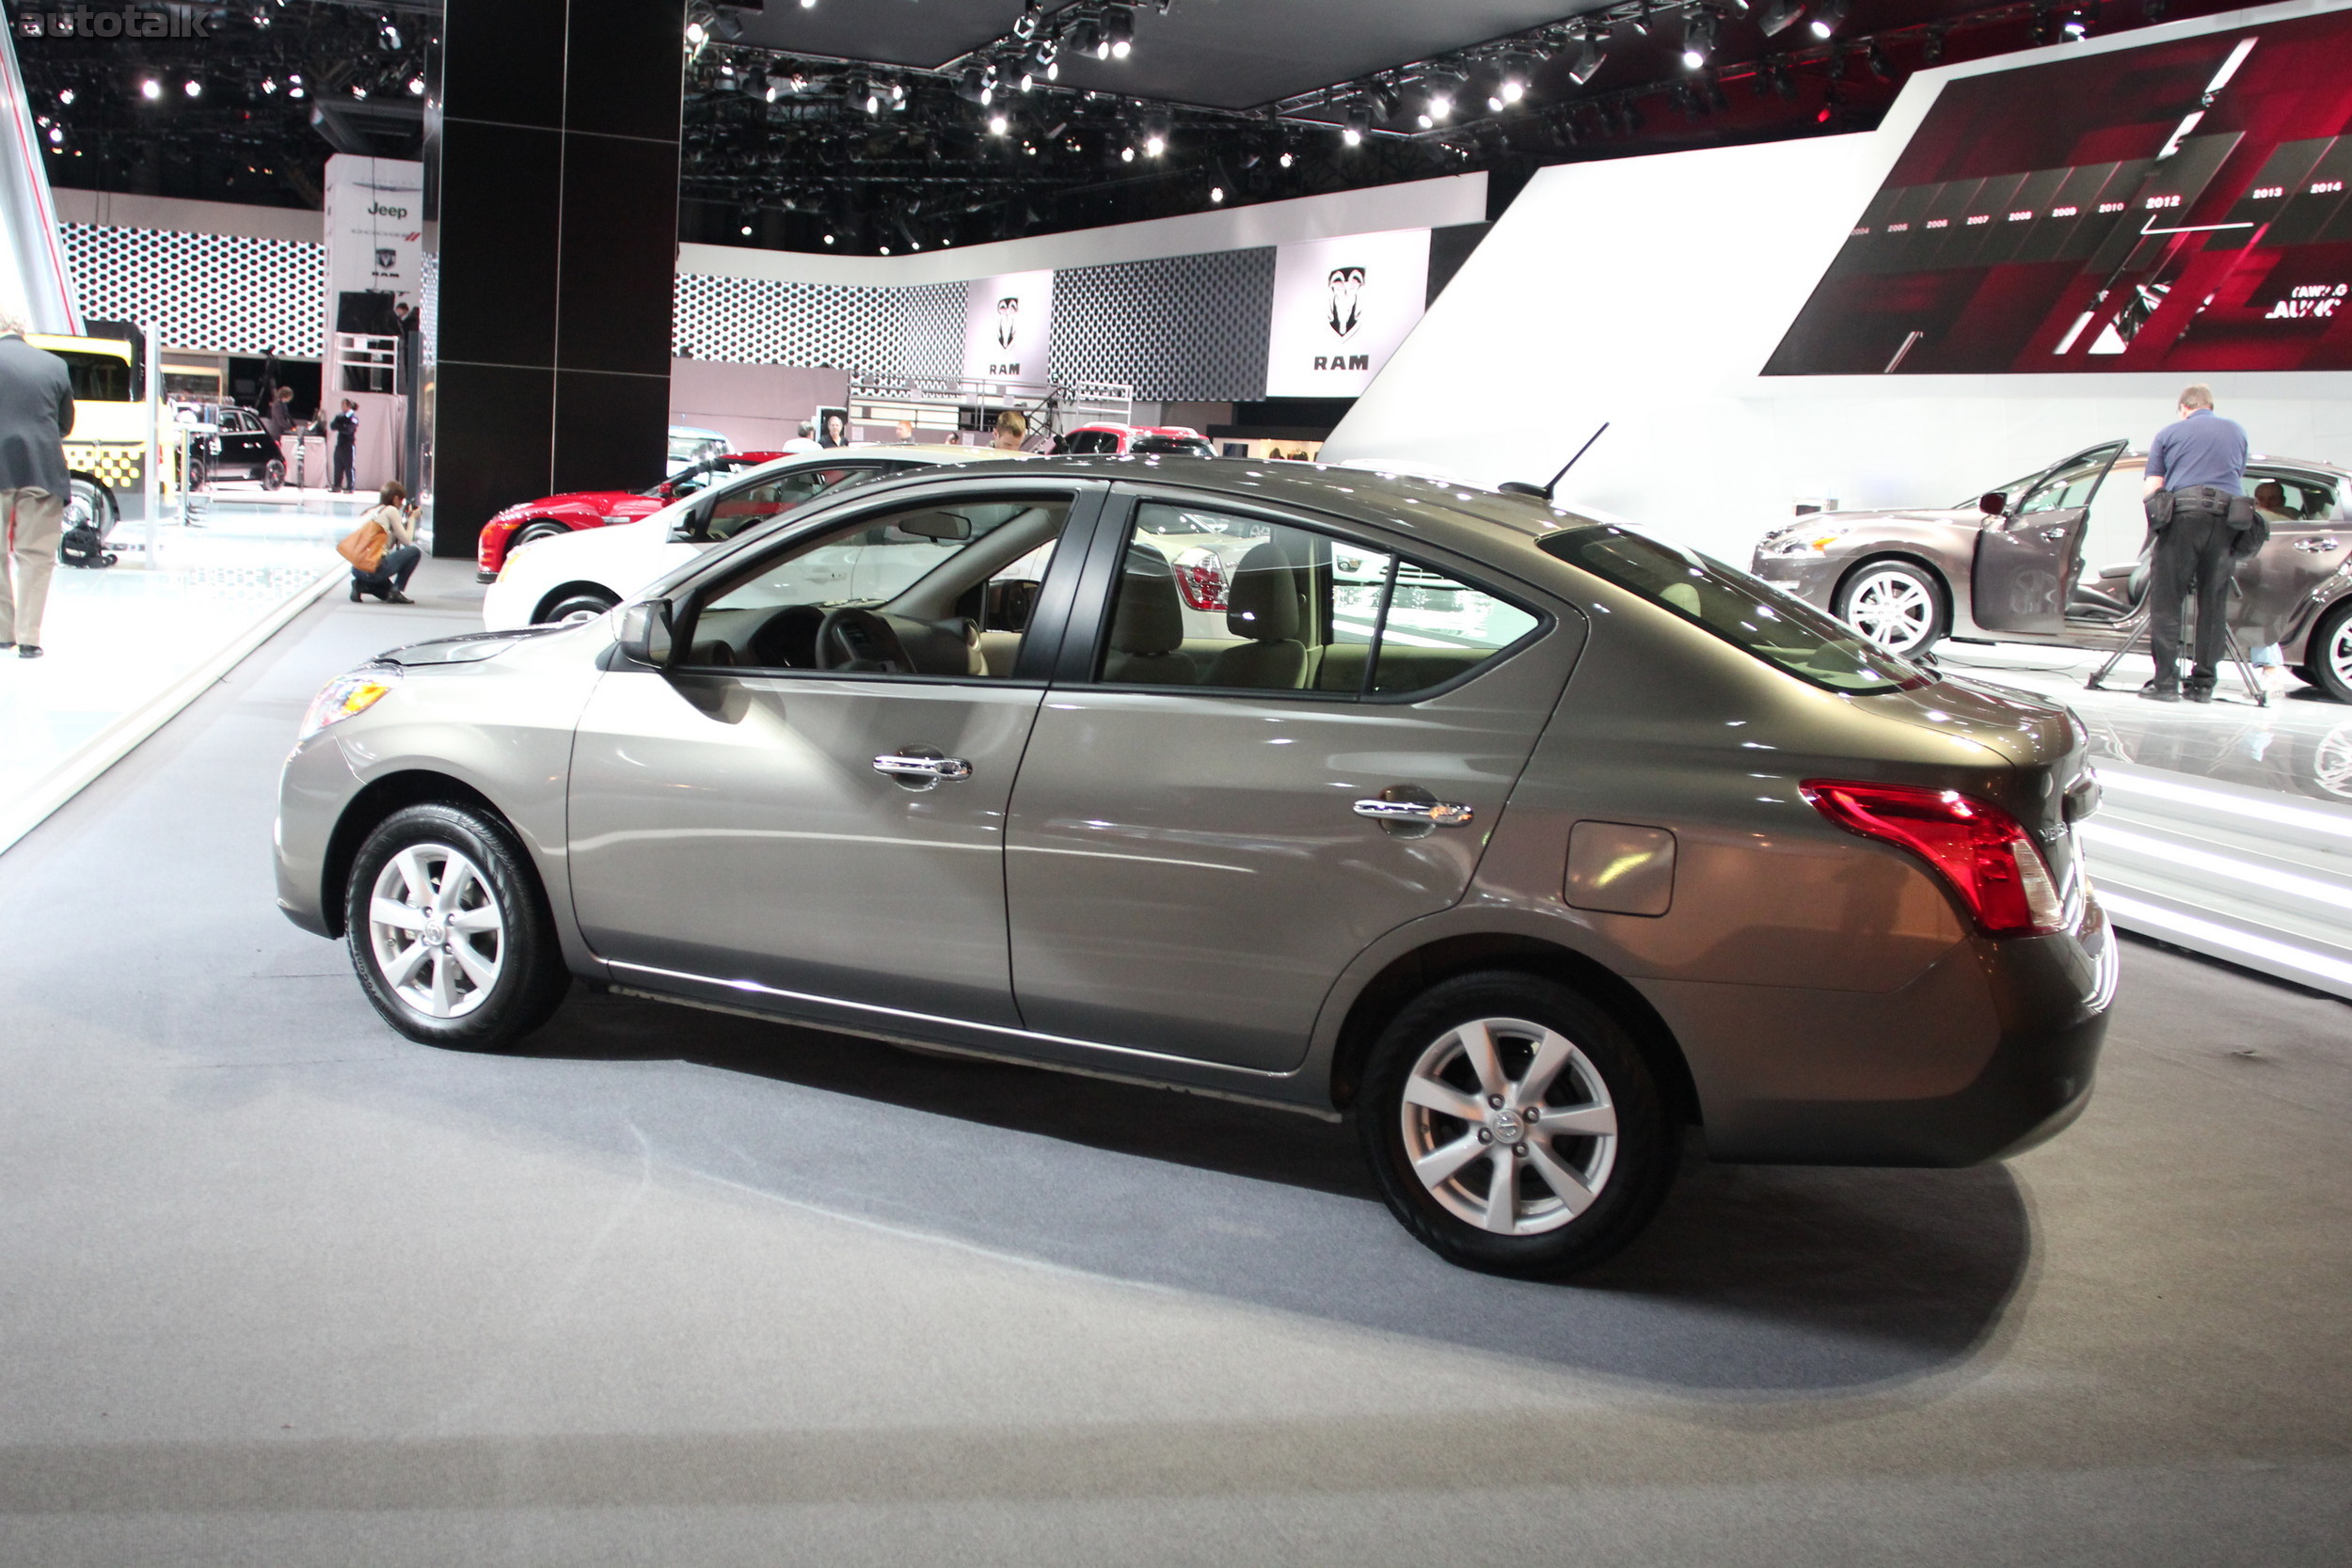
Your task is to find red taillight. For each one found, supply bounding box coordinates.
[1801,779,2068,936]
[1172,548,1228,612]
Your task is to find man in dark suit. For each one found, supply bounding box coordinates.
[0,313,75,659]
[329,399,359,493]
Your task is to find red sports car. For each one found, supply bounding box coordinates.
[474,450,787,581]
[1054,422,1217,456]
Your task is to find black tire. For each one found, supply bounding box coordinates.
[262,458,286,491]
[2308,600,2352,705]
[1834,558,1947,659]
[538,588,621,626]
[185,454,210,493]
[1358,972,1678,1279]
[63,477,115,542]
[514,520,570,548]
[343,802,571,1052]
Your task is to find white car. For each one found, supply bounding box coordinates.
[483,446,1018,631]
[665,425,730,478]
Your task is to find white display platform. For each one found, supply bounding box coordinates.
[1937,641,2352,998]
[0,501,371,856]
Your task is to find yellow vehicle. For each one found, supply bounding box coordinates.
[26,332,150,535]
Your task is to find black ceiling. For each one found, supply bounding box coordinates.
[737,0,1620,111]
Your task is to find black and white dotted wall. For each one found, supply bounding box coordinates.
[60,222,325,356]
[671,272,969,373]
[1049,248,1274,402]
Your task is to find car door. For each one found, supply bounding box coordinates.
[1001,490,1582,1073]
[1973,440,2124,635]
[2237,468,2350,644]
[566,478,1101,1030]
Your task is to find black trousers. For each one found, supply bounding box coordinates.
[2148,512,2234,685]
[330,442,356,492]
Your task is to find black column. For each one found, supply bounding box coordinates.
[426,0,684,560]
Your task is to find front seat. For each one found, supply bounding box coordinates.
[1101,546,1195,685]
[1204,542,1308,689]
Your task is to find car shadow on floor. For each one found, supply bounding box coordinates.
[507,988,2033,1395]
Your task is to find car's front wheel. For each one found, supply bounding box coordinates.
[344,803,570,1051]
[538,588,620,626]
[1836,560,1947,658]
[2308,600,2352,705]
[1359,972,1677,1278]
[513,521,570,549]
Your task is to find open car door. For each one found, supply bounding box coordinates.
[1972,440,2126,636]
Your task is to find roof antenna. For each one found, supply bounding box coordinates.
[1499,421,1609,500]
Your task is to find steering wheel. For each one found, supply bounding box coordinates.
[816,606,912,673]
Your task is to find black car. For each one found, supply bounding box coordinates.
[187,404,288,490]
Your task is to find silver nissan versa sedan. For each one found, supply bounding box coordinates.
[277,458,2117,1277]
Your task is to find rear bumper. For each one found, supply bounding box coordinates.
[1657,897,2118,1166]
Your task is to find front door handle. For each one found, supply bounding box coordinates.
[2295,537,2341,551]
[2041,526,2069,542]
[1354,797,1474,827]
[873,752,973,782]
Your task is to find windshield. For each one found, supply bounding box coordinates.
[58,351,133,403]
[1540,524,1928,693]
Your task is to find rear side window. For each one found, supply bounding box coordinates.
[1101,502,1541,698]
[1540,523,1926,694]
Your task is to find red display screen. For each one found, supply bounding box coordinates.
[1767,13,2352,374]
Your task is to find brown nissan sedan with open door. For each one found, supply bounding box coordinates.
[278,458,2116,1277]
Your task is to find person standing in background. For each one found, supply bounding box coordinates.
[2139,385,2251,703]
[783,420,820,454]
[0,312,75,659]
[262,384,297,441]
[328,400,359,494]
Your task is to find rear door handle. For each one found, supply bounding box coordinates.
[873,752,973,781]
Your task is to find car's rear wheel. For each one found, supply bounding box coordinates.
[262,458,286,491]
[1836,560,1946,658]
[2309,600,2352,704]
[63,476,115,540]
[538,588,620,626]
[344,803,570,1051]
[1359,972,1677,1278]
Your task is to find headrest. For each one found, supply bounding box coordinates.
[1111,545,1185,656]
[1225,543,1300,641]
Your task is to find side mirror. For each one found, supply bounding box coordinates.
[983,578,1038,632]
[616,599,674,666]
[1979,492,2009,516]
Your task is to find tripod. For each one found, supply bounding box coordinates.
[2085,571,2268,707]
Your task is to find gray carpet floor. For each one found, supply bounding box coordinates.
[0,558,2345,1565]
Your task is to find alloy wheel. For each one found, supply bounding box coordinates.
[1842,566,1938,655]
[366,843,506,1020]
[2330,615,2352,699]
[1397,1016,1619,1237]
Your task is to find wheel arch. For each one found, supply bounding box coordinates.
[1326,933,1701,1128]
[65,470,117,514]
[531,579,623,625]
[319,769,525,938]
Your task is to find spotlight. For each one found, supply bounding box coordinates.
[739,223,752,235]
[407,76,425,95]
[1566,35,1608,86]
[262,76,278,94]
[1279,150,1294,167]
[1144,133,1166,155]
[2063,8,2090,39]
[139,77,162,100]
[56,87,73,104]
[1065,17,1100,58]
[1343,103,1372,143]
[989,111,1009,135]
[1209,184,1224,203]
[958,65,989,103]
[378,18,400,49]
[1758,0,1804,37]
[1104,5,1135,58]
[1421,72,1461,121]
[288,78,306,99]
[351,84,368,99]
[1866,40,1894,78]
[1681,9,1717,70]
[1012,0,1042,40]
[47,126,62,145]
[1122,144,1136,160]
[1808,0,1849,38]
[823,232,835,245]
[1923,29,1947,65]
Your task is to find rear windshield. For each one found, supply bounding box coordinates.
[1130,435,1213,455]
[1539,523,1927,693]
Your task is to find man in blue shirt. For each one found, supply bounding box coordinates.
[2138,385,2249,701]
